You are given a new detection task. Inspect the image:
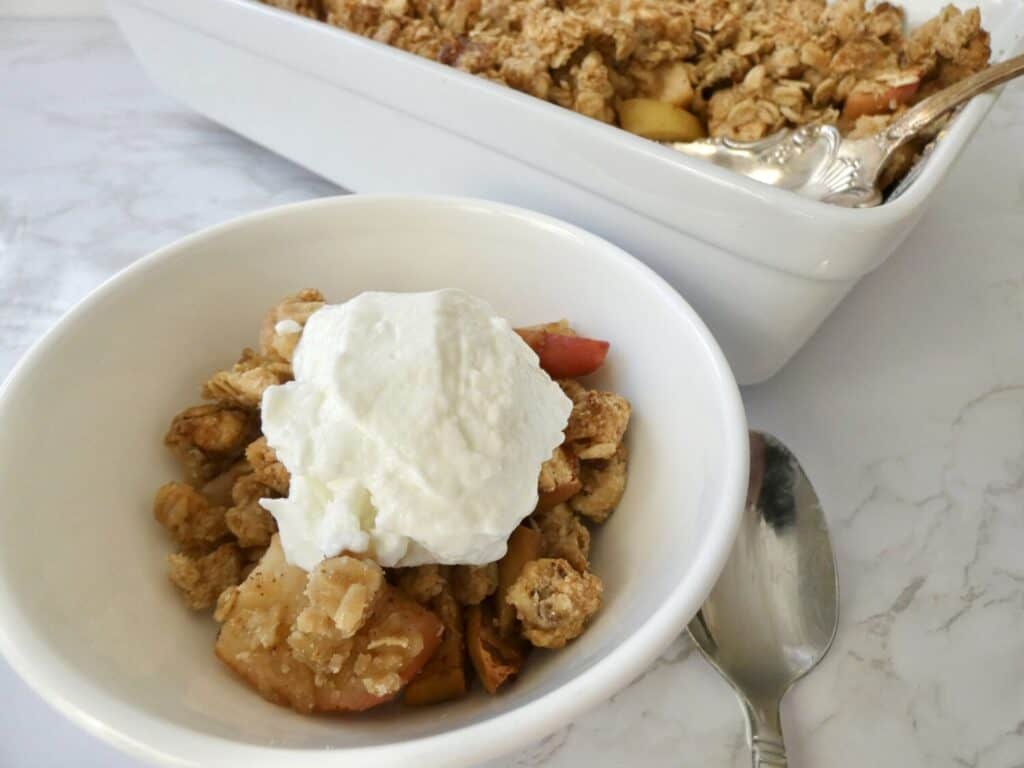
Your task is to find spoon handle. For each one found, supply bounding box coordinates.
[745,699,788,768]
[883,52,1024,150]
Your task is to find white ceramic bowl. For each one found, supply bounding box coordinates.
[0,196,747,768]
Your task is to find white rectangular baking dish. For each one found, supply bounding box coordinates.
[108,0,1023,384]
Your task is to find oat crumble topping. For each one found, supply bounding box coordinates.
[260,0,989,185]
[152,290,630,710]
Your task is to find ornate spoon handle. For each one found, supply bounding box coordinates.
[667,52,1024,206]
[744,698,788,768]
[882,52,1024,150]
[830,52,1024,205]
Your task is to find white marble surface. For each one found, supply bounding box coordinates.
[0,0,105,16]
[1,16,1023,768]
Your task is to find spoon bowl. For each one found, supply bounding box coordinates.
[670,53,1024,206]
[689,431,838,766]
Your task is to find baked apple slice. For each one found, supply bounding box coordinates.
[496,525,543,636]
[537,445,582,510]
[404,587,468,706]
[466,604,527,694]
[842,74,921,120]
[215,537,443,713]
[515,324,609,379]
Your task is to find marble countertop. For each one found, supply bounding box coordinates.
[2,15,1023,768]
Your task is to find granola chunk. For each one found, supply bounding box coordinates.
[394,564,448,604]
[507,558,602,648]
[232,523,274,558]
[353,606,432,697]
[260,289,325,362]
[905,5,986,81]
[165,403,256,483]
[226,474,279,547]
[301,556,386,639]
[451,563,499,605]
[534,504,590,572]
[570,50,617,123]
[167,542,244,610]
[537,445,581,509]
[200,460,253,508]
[202,349,292,409]
[564,387,631,460]
[245,436,290,495]
[243,544,268,563]
[286,619,355,682]
[570,445,628,523]
[288,556,386,679]
[558,379,587,403]
[153,481,228,548]
[262,0,324,18]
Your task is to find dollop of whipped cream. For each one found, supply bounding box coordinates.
[260,289,572,570]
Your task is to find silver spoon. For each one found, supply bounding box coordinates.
[688,431,839,767]
[669,53,1024,207]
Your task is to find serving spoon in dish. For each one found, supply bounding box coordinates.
[669,52,1024,207]
[688,431,838,767]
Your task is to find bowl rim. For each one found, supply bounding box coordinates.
[0,194,748,768]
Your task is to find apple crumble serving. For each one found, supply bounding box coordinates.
[259,0,989,185]
[153,291,630,711]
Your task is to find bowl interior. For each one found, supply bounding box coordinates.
[0,197,744,759]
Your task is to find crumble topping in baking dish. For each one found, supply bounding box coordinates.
[259,0,989,184]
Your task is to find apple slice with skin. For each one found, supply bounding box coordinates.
[842,76,921,120]
[515,327,610,379]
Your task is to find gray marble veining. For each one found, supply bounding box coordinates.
[1,16,1023,768]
